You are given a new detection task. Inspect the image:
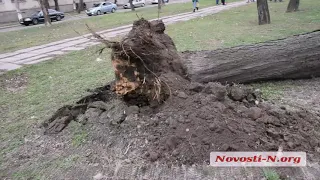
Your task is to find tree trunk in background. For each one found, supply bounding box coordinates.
[182,30,320,84]
[44,0,50,9]
[77,0,84,13]
[114,0,118,5]
[129,0,135,11]
[257,0,271,25]
[54,0,60,11]
[158,0,161,10]
[39,0,51,26]
[14,0,23,21]
[287,0,300,12]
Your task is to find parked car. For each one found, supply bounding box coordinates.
[19,9,64,26]
[151,0,169,4]
[123,0,146,9]
[86,2,117,16]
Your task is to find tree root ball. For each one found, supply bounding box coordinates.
[110,18,187,106]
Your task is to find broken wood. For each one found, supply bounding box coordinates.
[182,30,320,84]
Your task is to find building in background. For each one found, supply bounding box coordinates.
[0,0,127,23]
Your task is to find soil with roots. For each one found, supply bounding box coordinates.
[44,72,320,166]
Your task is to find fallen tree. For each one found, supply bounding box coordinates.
[43,19,320,170]
[182,30,320,84]
[44,19,320,134]
[42,20,320,170]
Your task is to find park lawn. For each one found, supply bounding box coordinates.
[167,0,320,51]
[1,0,320,178]
[0,0,241,54]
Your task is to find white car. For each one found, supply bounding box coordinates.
[152,0,169,4]
[85,2,117,16]
[123,0,146,9]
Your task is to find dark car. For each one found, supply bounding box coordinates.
[20,9,65,26]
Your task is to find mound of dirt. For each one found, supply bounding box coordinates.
[44,72,320,165]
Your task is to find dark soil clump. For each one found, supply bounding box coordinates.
[44,73,320,165]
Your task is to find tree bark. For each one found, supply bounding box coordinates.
[77,0,84,13]
[158,0,161,10]
[14,0,23,21]
[181,30,320,84]
[44,0,50,9]
[54,0,60,11]
[287,0,299,12]
[257,0,271,25]
[39,0,51,26]
[129,0,135,11]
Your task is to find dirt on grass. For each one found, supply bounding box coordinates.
[0,73,28,93]
[43,71,320,167]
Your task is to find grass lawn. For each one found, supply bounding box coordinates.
[0,0,241,54]
[1,0,320,178]
[167,0,320,51]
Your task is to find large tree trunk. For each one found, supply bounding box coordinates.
[182,30,320,84]
[129,0,135,11]
[257,0,271,25]
[39,0,51,26]
[54,0,60,11]
[287,0,300,12]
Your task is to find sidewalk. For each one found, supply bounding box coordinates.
[0,0,191,32]
[0,1,247,73]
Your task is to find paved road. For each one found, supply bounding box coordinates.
[0,1,247,73]
[0,0,189,33]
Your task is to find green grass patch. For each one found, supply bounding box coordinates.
[263,169,281,180]
[0,0,240,53]
[166,0,320,51]
[70,121,88,147]
[251,81,294,100]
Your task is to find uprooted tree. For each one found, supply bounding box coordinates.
[43,19,320,134]
[99,19,319,102]
[100,19,186,104]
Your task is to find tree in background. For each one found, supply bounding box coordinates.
[287,0,299,12]
[54,0,60,11]
[77,0,84,13]
[39,0,51,26]
[129,0,135,11]
[14,0,23,21]
[257,0,271,25]
[158,0,161,10]
[44,0,50,9]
